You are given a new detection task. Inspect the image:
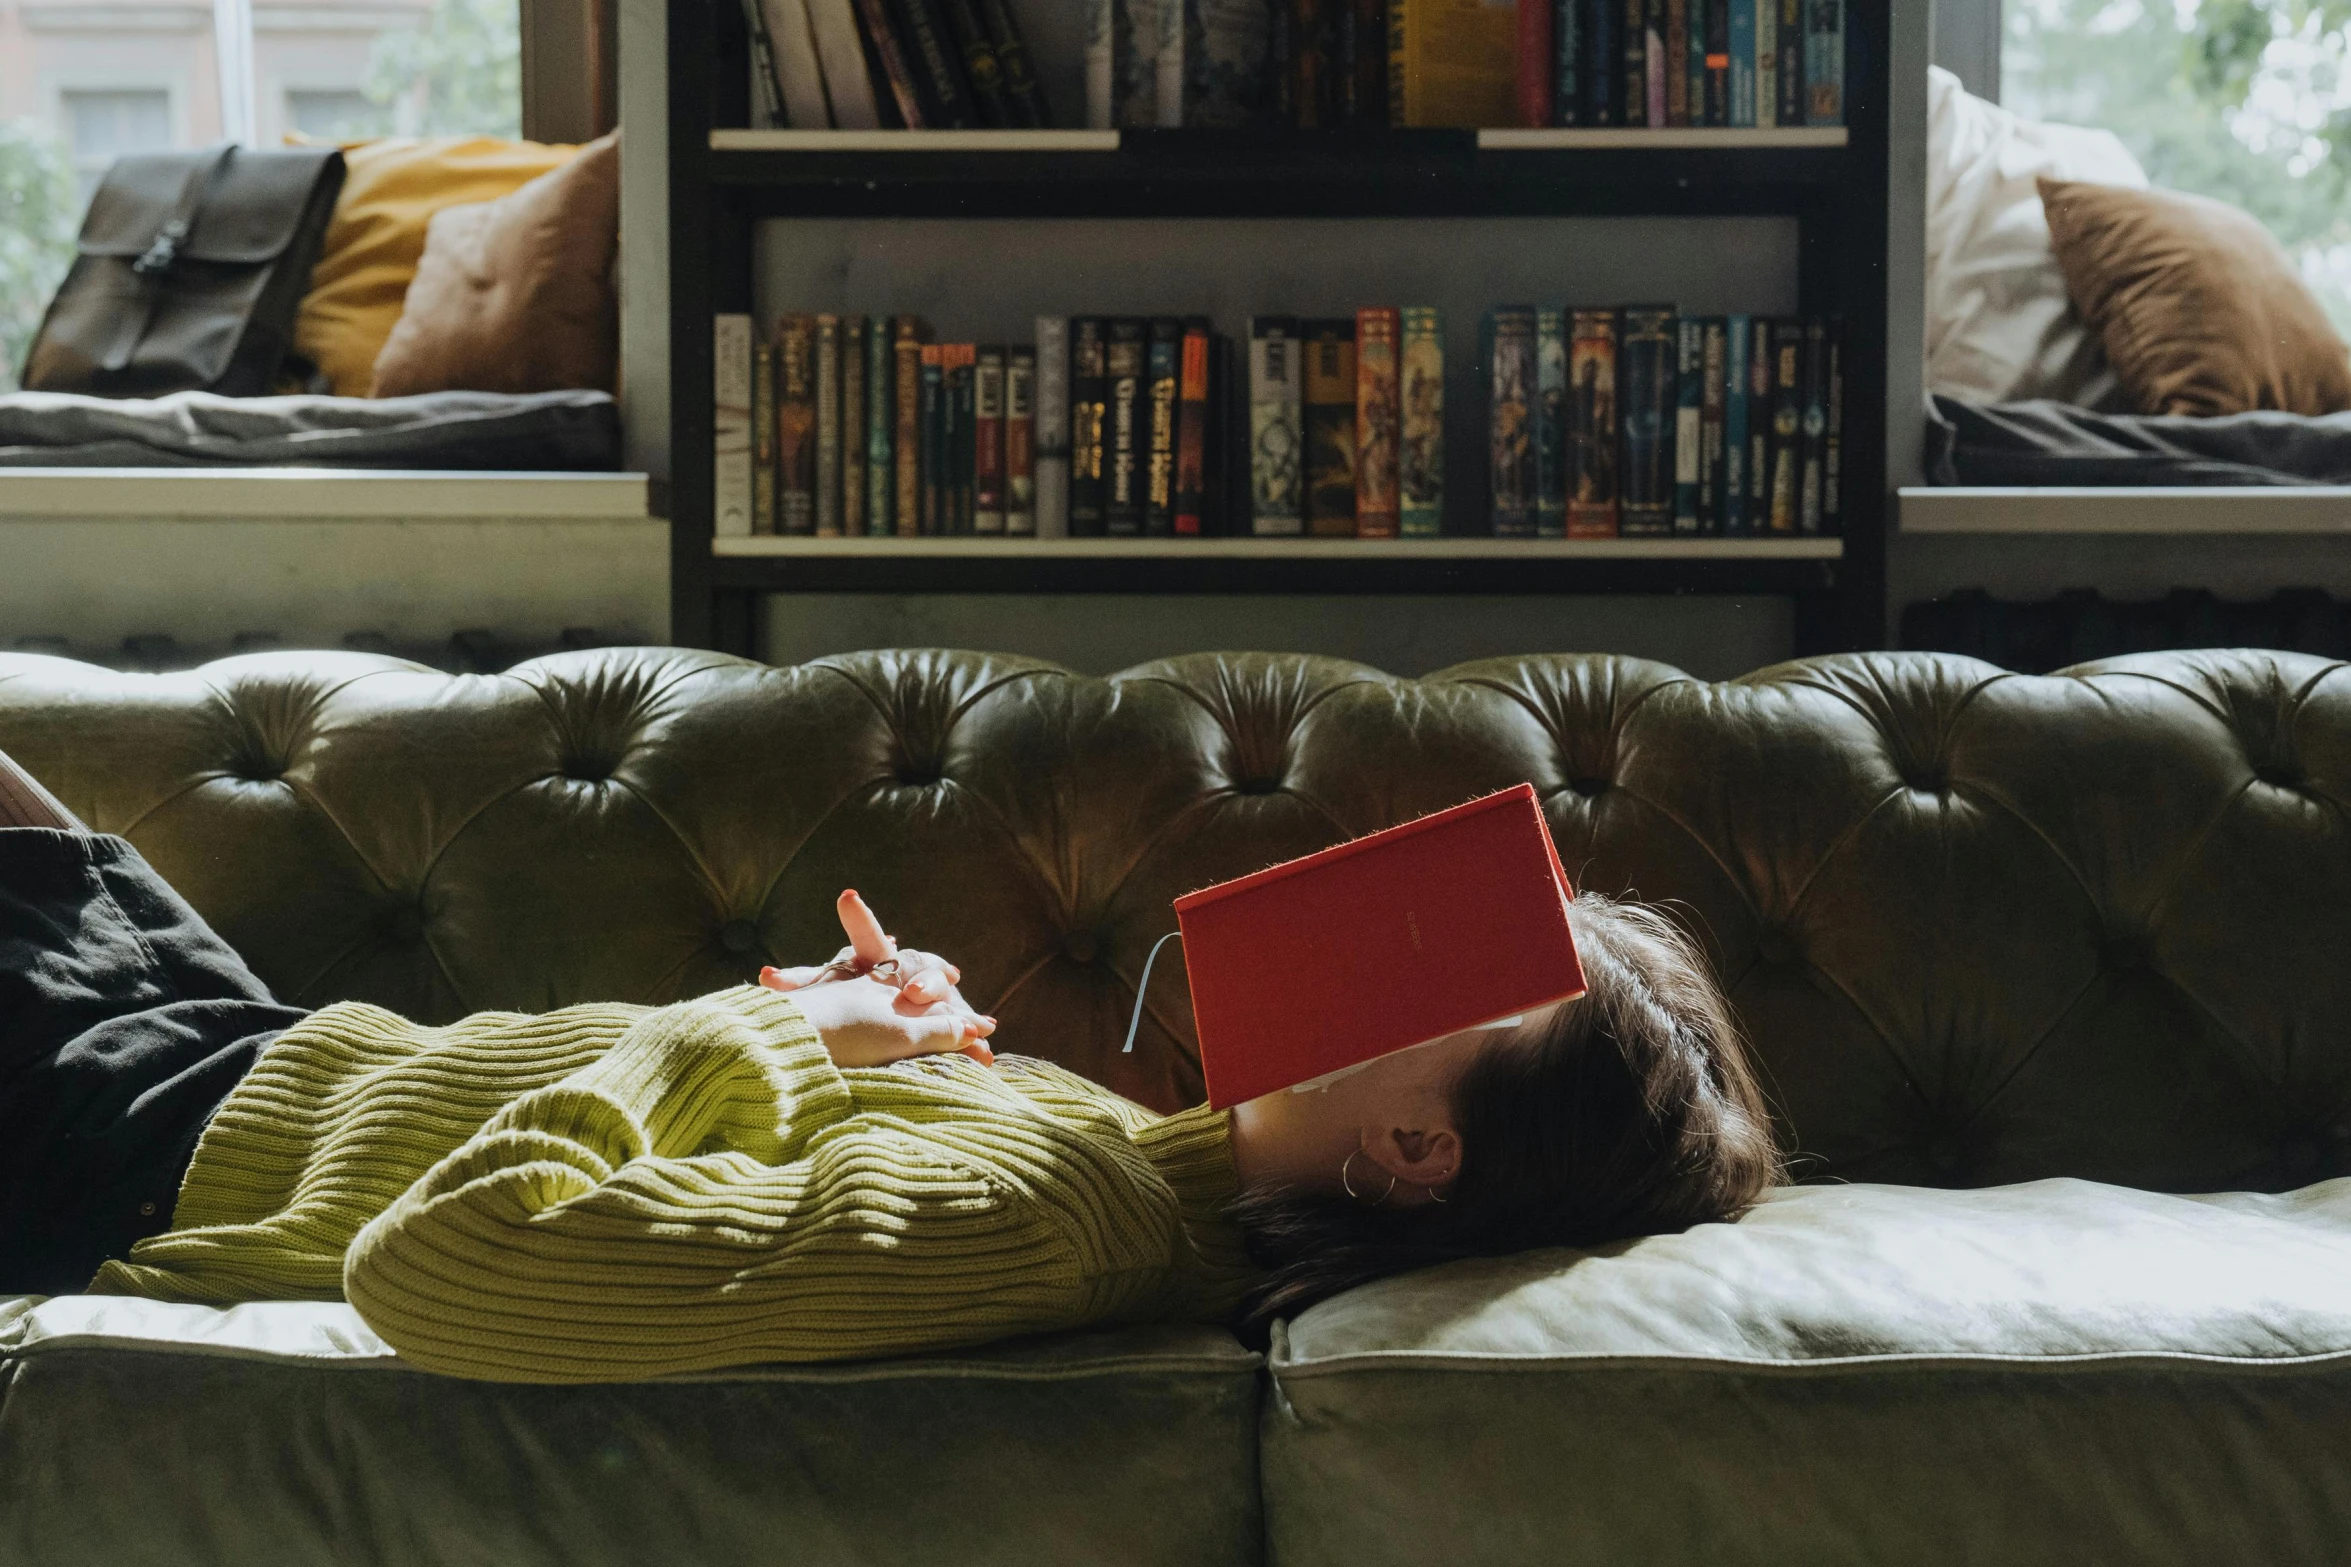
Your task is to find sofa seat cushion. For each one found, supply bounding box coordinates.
[0,1297,1262,1567]
[1265,1179,2351,1567]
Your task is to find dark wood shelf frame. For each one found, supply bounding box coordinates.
[662,0,1893,657]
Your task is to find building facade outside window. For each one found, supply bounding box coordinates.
[0,0,520,389]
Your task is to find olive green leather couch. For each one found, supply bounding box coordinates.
[4,646,2349,1566]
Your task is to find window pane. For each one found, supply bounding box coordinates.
[0,121,82,393]
[363,0,523,139]
[285,89,395,140]
[2005,0,2351,334]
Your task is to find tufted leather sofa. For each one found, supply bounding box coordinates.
[4,646,2351,1566]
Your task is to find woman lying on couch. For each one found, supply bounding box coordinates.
[0,746,1781,1383]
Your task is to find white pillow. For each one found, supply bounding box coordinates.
[1925,65,2149,407]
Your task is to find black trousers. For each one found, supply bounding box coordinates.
[0,830,308,1295]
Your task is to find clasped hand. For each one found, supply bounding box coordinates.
[760,891,998,1068]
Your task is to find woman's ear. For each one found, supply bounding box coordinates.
[1359,1123,1461,1192]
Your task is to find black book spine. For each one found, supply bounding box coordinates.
[1799,315,1827,534]
[920,348,945,535]
[1205,331,1236,535]
[1621,0,1645,125]
[1821,314,1843,534]
[1775,0,1804,127]
[1617,304,1677,536]
[1271,0,1296,123]
[1745,315,1772,527]
[1144,316,1183,537]
[1553,0,1581,123]
[1105,318,1147,537]
[953,354,977,532]
[1582,0,1613,125]
[936,0,1013,125]
[1704,0,1729,124]
[1070,317,1108,536]
[893,0,978,128]
[974,0,1050,125]
[1766,317,1803,535]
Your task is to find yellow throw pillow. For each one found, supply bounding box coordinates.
[291,136,578,397]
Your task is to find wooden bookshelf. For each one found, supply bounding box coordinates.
[656,0,1895,656]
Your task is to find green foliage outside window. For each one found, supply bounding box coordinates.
[365,0,524,139]
[0,120,80,393]
[2008,0,2351,331]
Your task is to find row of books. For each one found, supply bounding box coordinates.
[1088,0,1843,131]
[740,0,1841,133]
[1517,0,1845,128]
[710,306,1843,539]
[1480,307,1842,537]
[740,0,1056,131]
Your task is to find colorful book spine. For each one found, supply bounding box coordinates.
[1248,316,1304,536]
[1799,314,1827,532]
[778,315,817,536]
[1703,0,1729,124]
[1302,318,1358,537]
[1033,316,1069,537]
[1722,312,1749,534]
[1745,315,1772,529]
[893,316,924,537]
[1518,0,1552,125]
[1485,305,1536,538]
[1643,0,1666,125]
[1727,0,1754,125]
[1354,306,1401,538]
[854,0,930,127]
[1006,345,1037,535]
[841,316,866,536]
[1752,0,1774,124]
[1071,317,1110,536]
[1567,307,1619,537]
[1665,0,1688,125]
[1143,316,1183,536]
[918,343,944,534]
[1775,0,1803,127]
[1697,316,1727,536]
[950,344,977,532]
[1730,310,1749,535]
[1821,314,1843,535]
[1105,318,1147,536]
[1673,317,1703,534]
[1766,316,1803,534]
[1399,305,1444,537]
[1618,304,1676,536]
[1174,0,1276,127]
[1804,0,1841,124]
[1533,306,1567,539]
[978,0,1052,125]
[1551,0,1581,123]
[751,338,778,536]
[974,344,1006,534]
[868,315,897,536]
[714,315,753,538]
[1174,317,1212,535]
[814,313,842,536]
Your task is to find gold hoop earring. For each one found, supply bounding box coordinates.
[1341,1148,1396,1206]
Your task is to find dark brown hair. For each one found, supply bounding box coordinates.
[1230,891,1782,1338]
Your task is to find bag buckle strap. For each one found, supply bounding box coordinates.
[101,144,236,374]
[131,218,192,278]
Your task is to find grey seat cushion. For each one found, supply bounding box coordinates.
[1265,1179,2351,1567]
[0,388,620,469]
[0,1298,1262,1567]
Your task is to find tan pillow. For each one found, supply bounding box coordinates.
[291,136,579,397]
[2038,176,2351,417]
[368,131,619,398]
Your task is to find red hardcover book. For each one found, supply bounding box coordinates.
[1517,0,1554,126]
[1175,783,1586,1109]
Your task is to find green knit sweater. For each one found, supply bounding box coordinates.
[90,986,1254,1383]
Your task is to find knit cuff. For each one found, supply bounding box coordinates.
[709,983,856,1132]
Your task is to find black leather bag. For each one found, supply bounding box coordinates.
[20,144,346,398]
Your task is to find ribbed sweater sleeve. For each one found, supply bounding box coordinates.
[342,989,1170,1382]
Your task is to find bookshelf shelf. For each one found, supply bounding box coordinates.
[706,127,1854,219]
[708,536,1838,596]
[655,0,1895,656]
